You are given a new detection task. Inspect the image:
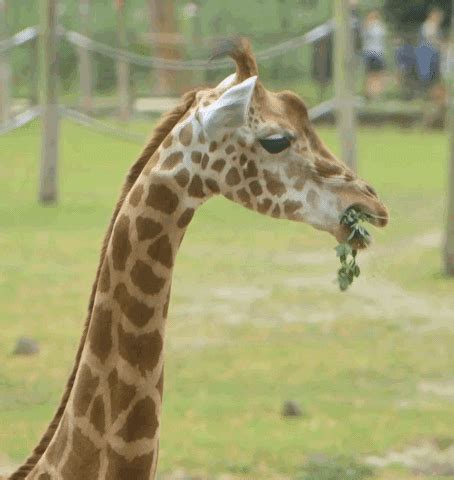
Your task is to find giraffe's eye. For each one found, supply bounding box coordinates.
[259,135,291,154]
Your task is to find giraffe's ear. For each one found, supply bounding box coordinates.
[198,76,257,139]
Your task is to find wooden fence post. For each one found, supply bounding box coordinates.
[149,0,180,95]
[334,0,357,172]
[39,0,59,204]
[116,0,130,121]
[444,1,454,276]
[79,0,92,113]
[0,0,11,124]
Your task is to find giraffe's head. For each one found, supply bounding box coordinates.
[165,38,388,246]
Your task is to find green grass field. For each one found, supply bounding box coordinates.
[1,121,454,479]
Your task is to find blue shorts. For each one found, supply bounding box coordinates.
[363,52,385,72]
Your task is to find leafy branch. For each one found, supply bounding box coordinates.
[336,208,372,292]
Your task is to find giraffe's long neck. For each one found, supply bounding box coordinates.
[27,123,207,479]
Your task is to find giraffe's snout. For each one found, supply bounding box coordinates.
[348,179,389,228]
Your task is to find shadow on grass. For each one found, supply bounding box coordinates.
[297,455,374,480]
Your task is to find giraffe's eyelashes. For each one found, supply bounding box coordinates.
[259,135,292,154]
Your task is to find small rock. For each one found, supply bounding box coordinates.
[13,337,40,356]
[281,400,304,417]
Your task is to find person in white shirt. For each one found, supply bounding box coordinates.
[362,10,387,99]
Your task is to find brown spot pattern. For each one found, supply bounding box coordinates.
[129,184,144,207]
[239,153,248,166]
[90,395,106,435]
[249,180,262,196]
[161,151,183,170]
[285,160,305,179]
[177,208,194,228]
[191,151,202,164]
[61,426,100,479]
[38,474,52,480]
[244,160,258,179]
[226,167,241,186]
[147,235,173,268]
[108,369,137,422]
[163,288,171,318]
[117,324,163,375]
[175,168,190,188]
[284,200,303,216]
[179,123,193,146]
[73,364,99,417]
[116,396,159,442]
[201,154,209,170]
[225,144,235,155]
[162,135,173,149]
[209,141,217,152]
[89,305,113,363]
[99,260,111,293]
[272,204,281,217]
[156,368,164,399]
[237,188,252,207]
[315,158,343,178]
[46,415,69,465]
[188,175,205,198]
[264,170,286,197]
[146,184,179,214]
[114,283,154,328]
[112,215,132,271]
[105,445,154,480]
[307,189,319,208]
[136,216,163,242]
[211,159,226,172]
[131,260,166,295]
[205,178,220,193]
[257,198,272,214]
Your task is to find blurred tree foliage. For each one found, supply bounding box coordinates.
[383,0,452,33]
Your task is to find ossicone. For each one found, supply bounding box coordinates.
[210,37,259,82]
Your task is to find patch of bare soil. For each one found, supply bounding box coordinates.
[366,439,454,476]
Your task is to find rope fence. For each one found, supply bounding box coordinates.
[0,105,41,135]
[0,26,38,53]
[0,0,342,207]
[0,19,334,140]
[60,99,332,146]
[61,106,145,144]
[63,20,333,70]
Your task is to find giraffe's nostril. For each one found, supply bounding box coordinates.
[365,185,378,198]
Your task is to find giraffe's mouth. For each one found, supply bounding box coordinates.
[334,203,388,250]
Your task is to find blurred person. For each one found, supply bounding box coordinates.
[395,34,417,100]
[416,7,445,88]
[362,10,387,99]
[416,7,448,127]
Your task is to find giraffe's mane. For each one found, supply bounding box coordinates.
[9,87,202,480]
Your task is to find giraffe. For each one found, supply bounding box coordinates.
[10,38,388,480]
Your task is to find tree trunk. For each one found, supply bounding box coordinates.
[334,0,357,172]
[116,0,131,121]
[79,0,92,113]
[444,1,454,276]
[39,0,60,204]
[0,0,11,124]
[149,0,181,96]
